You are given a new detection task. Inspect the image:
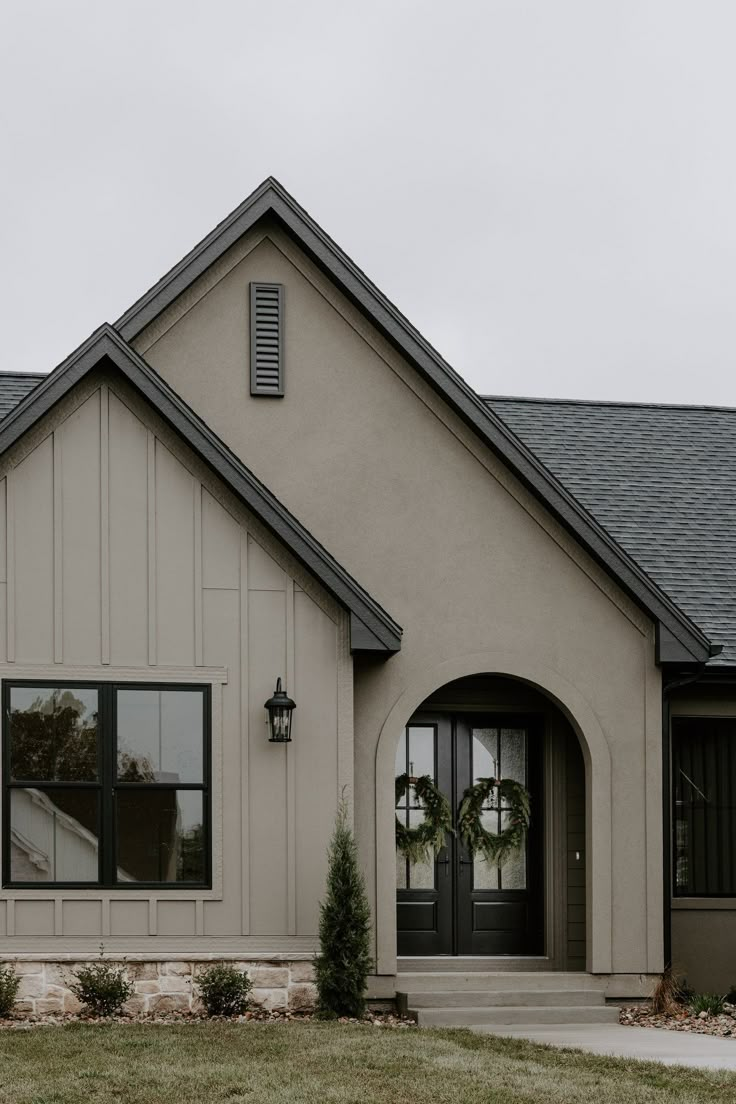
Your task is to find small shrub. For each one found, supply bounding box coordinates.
[689,992,725,1017]
[314,797,373,1019]
[651,965,683,1015]
[196,964,252,1017]
[71,959,132,1017]
[0,966,19,1018]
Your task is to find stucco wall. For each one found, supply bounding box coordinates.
[136,222,664,978]
[0,374,350,953]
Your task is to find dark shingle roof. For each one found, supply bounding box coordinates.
[486,396,736,665]
[0,373,44,419]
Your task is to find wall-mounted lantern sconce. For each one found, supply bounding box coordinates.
[265,678,296,743]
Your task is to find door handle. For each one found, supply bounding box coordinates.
[459,857,474,872]
[436,854,450,877]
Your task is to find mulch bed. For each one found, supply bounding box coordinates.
[0,1009,416,1030]
[620,1002,736,1038]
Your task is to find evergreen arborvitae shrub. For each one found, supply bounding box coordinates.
[0,966,19,1018]
[314,798,373,1018]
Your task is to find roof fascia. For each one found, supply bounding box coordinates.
[0,325,402,655]
[114,179,713,662]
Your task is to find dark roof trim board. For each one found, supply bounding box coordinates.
[114,178,715,663]
[0,325,402,655]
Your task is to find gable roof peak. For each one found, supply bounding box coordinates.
[111,179,715,663]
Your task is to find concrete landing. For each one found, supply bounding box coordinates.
[474,1023,736,1072]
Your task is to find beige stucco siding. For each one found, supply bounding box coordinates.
[137,226,664,977]
[0,377,350,951]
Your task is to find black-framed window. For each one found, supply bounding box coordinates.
[3,682,210,889]
[672,717,736,897]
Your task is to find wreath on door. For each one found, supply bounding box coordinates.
[395,774,453,865]
[457,777,531,867]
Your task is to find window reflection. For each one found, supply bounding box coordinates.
[116,790,205,883]
[8,687,98,782]
[117,690,204,783]
[10,788,99,882]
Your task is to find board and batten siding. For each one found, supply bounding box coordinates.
[0,377,351,951]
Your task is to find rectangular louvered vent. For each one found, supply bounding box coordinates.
[250,282,284,396]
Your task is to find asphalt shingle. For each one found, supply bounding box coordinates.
[0,373,44,419]
[486,396,736,665]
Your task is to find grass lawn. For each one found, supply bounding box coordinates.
[0,1021,734,1104]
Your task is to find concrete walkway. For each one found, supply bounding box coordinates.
[472,1023,736,1071]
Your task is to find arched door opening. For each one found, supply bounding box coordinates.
[394,674,586,966]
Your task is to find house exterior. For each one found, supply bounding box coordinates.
[0,178,733,1016]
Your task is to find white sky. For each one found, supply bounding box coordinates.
[2,1,736,404]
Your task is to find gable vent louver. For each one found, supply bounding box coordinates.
[250,282,284,396]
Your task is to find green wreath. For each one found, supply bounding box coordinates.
[395,774,453,865]
[457,777,531,867]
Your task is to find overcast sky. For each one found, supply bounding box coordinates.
[2,1,735,404]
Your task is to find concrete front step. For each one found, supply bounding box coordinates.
[398,988,605,1009]
[399,958,553,973]
[411,1004,620,1027]
[397,971,605,993]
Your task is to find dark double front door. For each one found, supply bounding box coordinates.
[396,712,543,956]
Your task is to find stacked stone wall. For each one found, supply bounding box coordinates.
[6,958,316,1016]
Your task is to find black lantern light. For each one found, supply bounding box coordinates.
[265,678,296,743]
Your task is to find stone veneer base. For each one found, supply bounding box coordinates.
[1,957,317,1017]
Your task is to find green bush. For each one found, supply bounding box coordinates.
[0,965,19,1018]
[71,960,133,1017]
[314,798,373,1019]
[689,992,725,1017]
[196,964,252,1017]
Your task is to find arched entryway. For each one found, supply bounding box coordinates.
[374,651,613,976]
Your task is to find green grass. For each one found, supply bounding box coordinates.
[0,1021,733,1103]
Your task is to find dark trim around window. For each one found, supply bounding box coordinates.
[2,680,211,890]
[671,714,736,899]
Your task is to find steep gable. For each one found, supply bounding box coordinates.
[115,178,713,664]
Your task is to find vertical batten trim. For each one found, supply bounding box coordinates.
[100,385,110,664]
[148,899,157,937]
[195,898,204,936]
[6,899,14,938]
[286,576,297,936]
[194,482,203,666]
[239,531,250,935]
[53,898,63,936]
[53,432,63,663]
[6,470,14,663]
[147,432,157,666]
[336,612,353,807]
[101,897,111,938]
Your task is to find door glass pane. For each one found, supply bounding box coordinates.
[472,728,498,780]
[396,725,438,891]
[407,808,435,888]
[10,788,99,882]
[8,687,98,782]
[471,728,499,890]
[500,809,527,888]
[117,689,204,783]
[471,726,528,891]
[500,728,526,785]
[408,726,434,780]
[116,790,205,883]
